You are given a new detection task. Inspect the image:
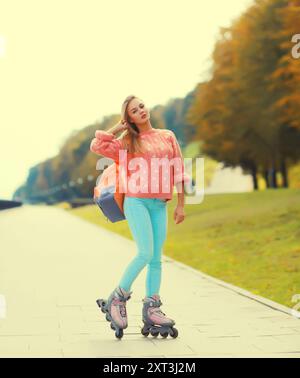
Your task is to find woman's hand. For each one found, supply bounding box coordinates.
[173,204,185,224]
[117,119,130,133]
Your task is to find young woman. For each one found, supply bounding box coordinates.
[90,95,190,339]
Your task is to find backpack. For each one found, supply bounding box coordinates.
[93,162,126,223]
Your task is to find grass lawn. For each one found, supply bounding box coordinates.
[59,188,300,309]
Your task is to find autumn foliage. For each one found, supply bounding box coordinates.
[187,0,300,188]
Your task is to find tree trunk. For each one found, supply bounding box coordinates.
[251,164,258,190]
[264,169,270,188]
[270,167,278,188]
[269,168,276,188]
[280,157,289,188]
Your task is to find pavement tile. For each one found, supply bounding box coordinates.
[1,205,299,357]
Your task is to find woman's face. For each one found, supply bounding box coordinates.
[127,98,149,125]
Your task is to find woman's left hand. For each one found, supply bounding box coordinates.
[173,205,185,224]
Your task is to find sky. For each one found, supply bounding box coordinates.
[0,0,253,199]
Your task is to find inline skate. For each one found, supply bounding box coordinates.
[96,286,132,339]
[141,294,178,338]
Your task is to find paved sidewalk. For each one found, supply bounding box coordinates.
[0,205,299,357]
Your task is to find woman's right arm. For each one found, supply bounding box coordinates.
[90,121,128,161]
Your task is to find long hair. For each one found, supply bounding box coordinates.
[118,95,148,154]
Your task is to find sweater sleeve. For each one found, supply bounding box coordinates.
[169,131,191,186]
[90,130,125,162]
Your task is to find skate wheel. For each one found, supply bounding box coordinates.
[110,323,115,330]
[105,313,110,322]
[141,326,149,337]
[170,328,178,338]
[150,330,159,337]
[96,299,106,313]
[160,331,168,338]
[115,329,123,339]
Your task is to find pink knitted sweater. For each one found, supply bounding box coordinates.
[90,127,191,202]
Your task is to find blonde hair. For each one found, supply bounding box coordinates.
[118,95,148,154]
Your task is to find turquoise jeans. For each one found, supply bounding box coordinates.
[119,196,168,297]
